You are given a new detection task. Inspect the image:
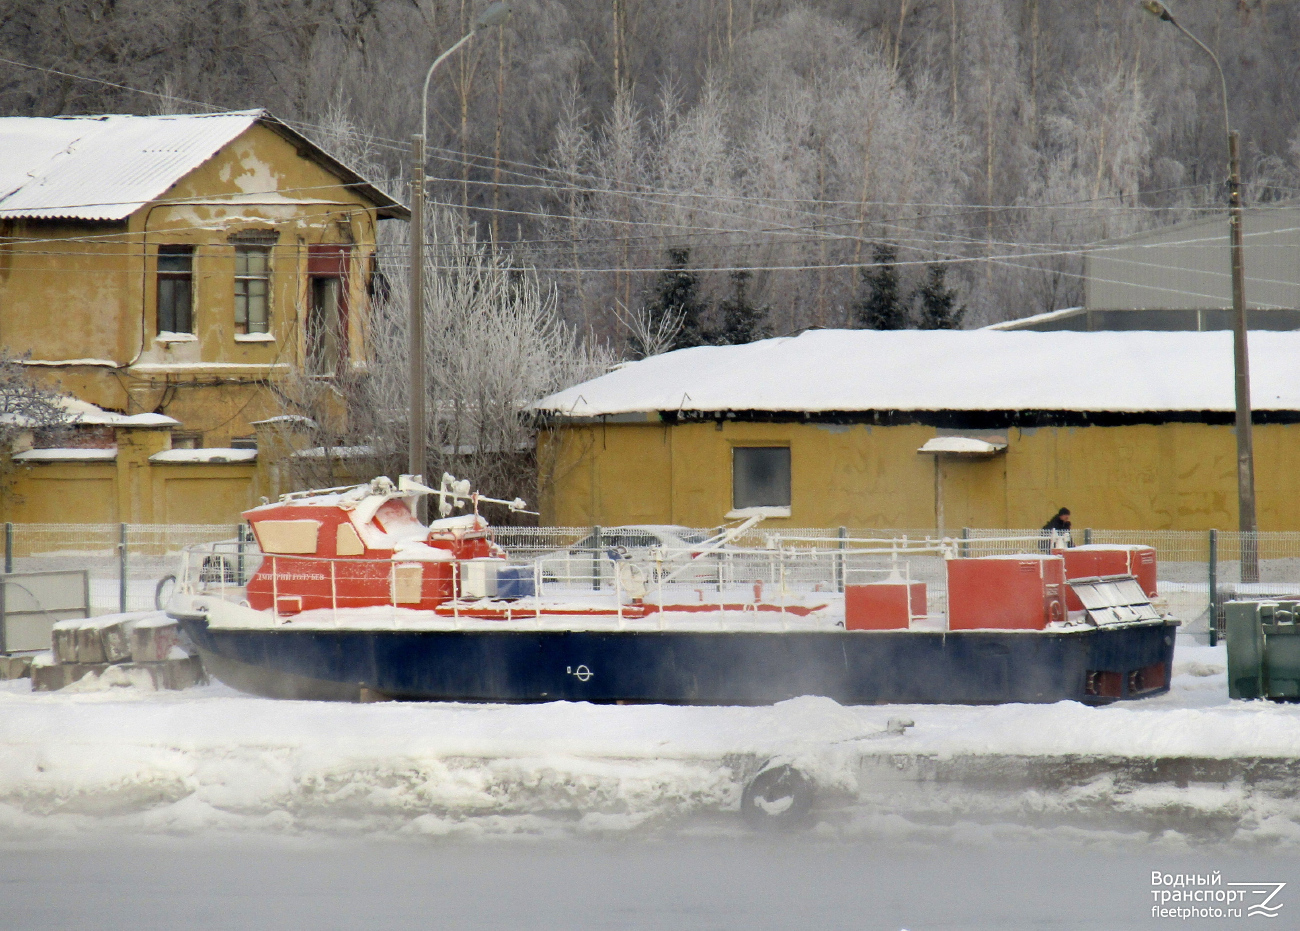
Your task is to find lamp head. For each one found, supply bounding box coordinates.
[1141,0,1175,22]
[475,1,512,30]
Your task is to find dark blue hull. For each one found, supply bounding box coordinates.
[175,614,1177,705]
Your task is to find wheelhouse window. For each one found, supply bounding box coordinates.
[156,245,194,334]
[732,446,791,510]
[234,246,270,334]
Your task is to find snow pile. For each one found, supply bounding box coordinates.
[4,642,1300,842]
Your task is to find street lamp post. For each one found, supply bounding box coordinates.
[409,2,512,499]
[1141,0,1257,581]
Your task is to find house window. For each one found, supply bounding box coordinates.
[156,245,194,334]
[733,446,791,510]
[234,246,270,334]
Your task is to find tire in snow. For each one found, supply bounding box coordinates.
[741,763,815,831]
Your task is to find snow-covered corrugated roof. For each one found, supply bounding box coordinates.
[983,307,1084,330]
[0,112,262,220]
[0,111,407,221]
[13,447,118,462]
[0,397,180,428]
[917,437,1006,455]
[534,329,1300,415]
[53,397,180,427]
[149,448,257,463]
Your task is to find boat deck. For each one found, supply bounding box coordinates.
[189,589,1108,634]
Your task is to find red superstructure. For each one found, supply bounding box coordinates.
[242,477,507,616]
[946,555,1067,631]
[1054,545,1158,612]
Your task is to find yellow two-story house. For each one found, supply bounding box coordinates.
[0,110,408,523]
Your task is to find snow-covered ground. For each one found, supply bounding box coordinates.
[6,635,1300,848]
[8,634,1300,930]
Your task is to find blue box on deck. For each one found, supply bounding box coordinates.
[496,566,535,600]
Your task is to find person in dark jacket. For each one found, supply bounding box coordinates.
[1043,508,1071,533]
[1040,507,1073,550]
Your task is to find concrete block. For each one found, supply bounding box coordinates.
[98,618,133,664]
[30,648,203,693]
[74,625,106,664]
[130,619,180,663]
[51,621,80,664]
[135,655,206,690]
[31,661,108,692]
[0,654,33,679]
[67,617,138,664]
[30,661,67,692]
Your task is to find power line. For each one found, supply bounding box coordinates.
[1,51,1260,225]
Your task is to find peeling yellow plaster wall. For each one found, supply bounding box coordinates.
[0,122,384,446]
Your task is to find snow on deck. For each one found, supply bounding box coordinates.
[2,623,1298,843]
[203,594,842,631]
[534,329,1300,415]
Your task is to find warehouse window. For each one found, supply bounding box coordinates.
[733,446,791,510]
[156,245,194,334]
[234,246,271,334]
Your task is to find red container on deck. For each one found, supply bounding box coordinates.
[947,555,1065,630]
[1053,545,1157,611]
[845,581,926,630]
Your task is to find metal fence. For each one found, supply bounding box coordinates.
[2,523,241,616]
[5,522,1300,639]
[486,526,1300,640]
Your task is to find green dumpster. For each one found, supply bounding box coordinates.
[1226,600,1300,700]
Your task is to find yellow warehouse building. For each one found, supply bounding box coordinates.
[535,329,1300,532]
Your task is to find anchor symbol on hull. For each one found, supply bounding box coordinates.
[566,664,593,682]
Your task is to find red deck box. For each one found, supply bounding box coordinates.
[845,581,926,630]
[1053,544,1157,611]
[946,555,1065,630]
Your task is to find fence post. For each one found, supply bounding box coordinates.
[1208,529,1218,647]
[837,526,847,592]
[591,525,602,591]
[2,522,12,644]
[1084,527,1093,545]
[236,524,246,584]
[716,526,724,593]
[960,527,970,559]
[118,522,128,614]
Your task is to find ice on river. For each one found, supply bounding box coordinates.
[2,636,1299,846]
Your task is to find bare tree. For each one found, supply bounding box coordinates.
[0,353,71,453]
[4,0,1300,332]
[0,352,76,514]
[282,208,613,518]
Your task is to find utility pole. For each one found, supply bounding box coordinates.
[408,133,426,491]
[1227,130,1258,580]
[407,2,513,516]
[1141,0,1257,580]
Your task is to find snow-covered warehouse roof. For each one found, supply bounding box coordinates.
[0,110,407,221]
[535,329,1300,418]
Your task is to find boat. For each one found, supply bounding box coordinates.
[167,475,1177,705]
